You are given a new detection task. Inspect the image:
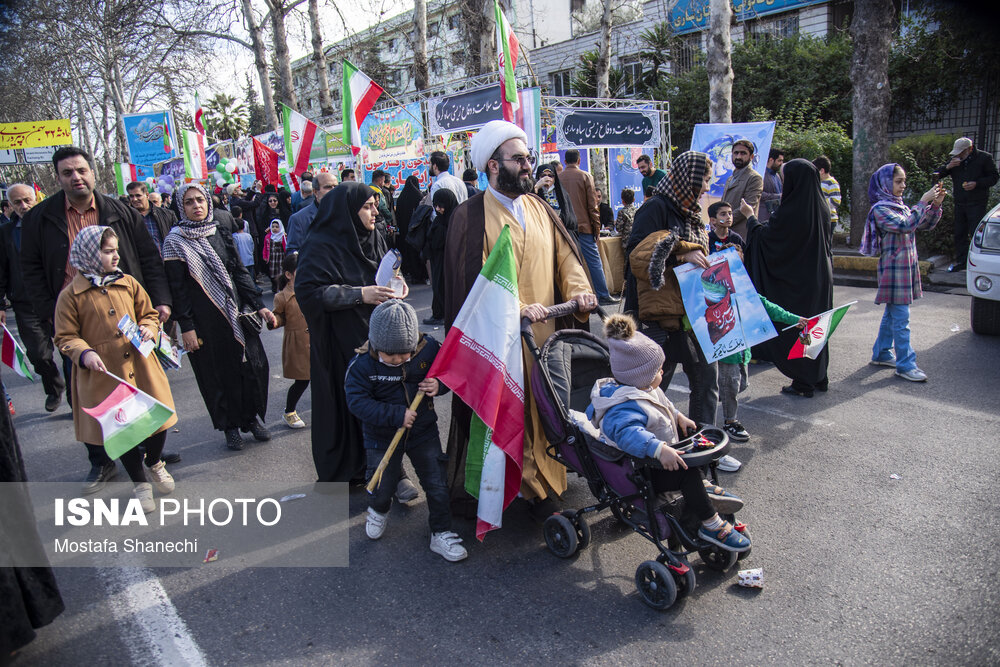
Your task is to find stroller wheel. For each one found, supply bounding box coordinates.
[563,510,591,550]
[673,565,697,598]
[698,546,739,572]
[543,513,579,558]
[635,560,677,610]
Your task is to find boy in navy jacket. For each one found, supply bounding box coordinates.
[345,300,467,562]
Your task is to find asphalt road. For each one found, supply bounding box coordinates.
[8,283,1000,666]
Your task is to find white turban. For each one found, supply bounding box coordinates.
[471,120,528,172]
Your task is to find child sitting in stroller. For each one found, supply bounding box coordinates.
[586,314,751,552]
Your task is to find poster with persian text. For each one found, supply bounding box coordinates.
[674,247,776,362]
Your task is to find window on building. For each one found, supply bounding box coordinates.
[570,0,585,12]
[428,21,440,38]
[429,57,444,76]
[386,37,398,50]
[386,70,402,89]
[448,13,461,31]
[330,89,341,103]
[746,13,799,41]
[672,35,699,74]
[622,58,643,97]
[550,69,572,97]
[451,51,464,67]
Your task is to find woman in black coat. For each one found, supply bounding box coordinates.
[163,183,277,450]
[394,174,428,283]
[295,182,406,483]
[745,158,833,397]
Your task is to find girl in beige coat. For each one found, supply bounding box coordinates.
[54,226,178,512]
[269,252,310,428]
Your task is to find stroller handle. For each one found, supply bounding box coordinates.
[520,299,580,337]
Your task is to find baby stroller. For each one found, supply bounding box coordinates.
[522,301,750,611]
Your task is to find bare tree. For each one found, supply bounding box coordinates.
[706,0,733,123]
[413,0,429,90]
[262,0,307,110]
[850,0,895,246]
[307,0,335,116]
[460,0,494,76]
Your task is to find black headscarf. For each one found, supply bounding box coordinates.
[745,158,833,385]
[395,175,422,235]
[534,161,577,232]
[430,189,458,253]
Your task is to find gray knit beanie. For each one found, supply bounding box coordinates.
[605,314,664,388]
[369,300,419,354]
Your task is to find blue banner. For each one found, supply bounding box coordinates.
[690,122,775,198]
[670,0,827,35]
[123,111,178,166]
[608,147,644,215]
[674,247,777,362]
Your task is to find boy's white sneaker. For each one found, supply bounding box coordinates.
[366,507,388,540]
[717,454,742,472]
[430,531,468,562]
[134,483,155,514]
[147,460,175,494]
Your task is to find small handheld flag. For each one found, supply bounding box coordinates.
[82,372,174,459]
[1,324,34,381]
[787,302,856,360]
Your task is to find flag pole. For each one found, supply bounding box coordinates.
[780,300,859,331]
[365,392,424,493]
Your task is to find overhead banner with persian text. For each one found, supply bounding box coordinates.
[428,85,505,135]
[674,247,777,362]
[0,120,72,150]
[554,108,660,150]
[123,111,178,165]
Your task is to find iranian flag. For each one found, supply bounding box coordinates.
[181,129,208,179]
[82,376,174,459]
[788,301,857,360]
[113,162,139,196]
[194,91,205,135]
[1,324,34,381]
[252,137,281,188]
[341,59,383,155]
[282,103,318,176]
[162,112,172,154]
[427,226,524,541]
[495,0,520,121]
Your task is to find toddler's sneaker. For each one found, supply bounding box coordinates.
[716,454,742,472]
[146,460,175,494]
[723,420,750,442]
[395,478,420,503]
[283,411,306,429]
[702,479,744,514]
[134,483,156,514]
[366,507,388,540]
[698,520,751,552]
[430,531,468,562]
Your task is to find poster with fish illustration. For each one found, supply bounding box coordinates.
[673,247,776,362]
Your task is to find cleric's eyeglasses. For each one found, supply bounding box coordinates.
[496,152,537,167]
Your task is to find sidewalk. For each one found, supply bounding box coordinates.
[831,234,970,295]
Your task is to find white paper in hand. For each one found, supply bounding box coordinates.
[375,249,404,296]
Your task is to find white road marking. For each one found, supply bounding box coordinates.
[102,567,208,667]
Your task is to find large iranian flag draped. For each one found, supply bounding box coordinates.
[788,301,856,360]
[82,377,174,459]
[427,226,524,540]
[494,0,520,122]
[181,129,208,179]
[113,163,139,196]
[341,60,383,155]
[282,103,318,176]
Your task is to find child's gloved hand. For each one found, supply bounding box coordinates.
[657,443,688,471]
[82,350,107,373]
[418,377,439,397]
[402,409,417,429]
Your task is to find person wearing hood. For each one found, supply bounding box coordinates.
[744,158,833,397]
[262,219,287,293]
[426,189,458,325]
[296,182,416,490]
[393,174,428,284]
[533,162,577,233]
[163,183,276,451]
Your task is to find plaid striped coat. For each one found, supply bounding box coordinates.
[873,201,942,304]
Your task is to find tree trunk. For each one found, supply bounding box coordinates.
[241,0,279,130]
[308,0,334,117]
[707,0,733,123]
[849,0,895,246]
[592,0,614,201]
[413,0,429,90]
[268,1,299,110]
[481,0,496,75]
[460,0,485,75]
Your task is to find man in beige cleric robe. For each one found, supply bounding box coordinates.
[443,120,598,516]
